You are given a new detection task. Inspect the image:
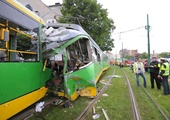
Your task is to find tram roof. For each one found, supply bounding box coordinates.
[47,23,102,51]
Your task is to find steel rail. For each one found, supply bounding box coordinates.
[124,68,170,120]
[142,87,170,120]
[76,67,116,120]
[121,69,141,120]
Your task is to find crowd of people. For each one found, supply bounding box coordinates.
[133,57,170,95]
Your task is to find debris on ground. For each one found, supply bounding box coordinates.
[35,101,45,112]
[102,94,108,97]
[106,75,122,79]
[99,79,112,86]
[52,99,63,105]
[60,100,74,108]
[100,81,112,86]
[102,108,110,120]
[92,106,100,119]
[100,79,107,82]
[96,106,101,109]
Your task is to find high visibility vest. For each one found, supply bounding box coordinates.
[158,63,161,73]
[133,62,145,73]
[160,62,169,76]
[158,63,161,68]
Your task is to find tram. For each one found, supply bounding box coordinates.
[0,0,51,119]
[0,0,110,119]
[42,23,110,101]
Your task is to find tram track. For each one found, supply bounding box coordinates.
[121,69,141,120]
[123,68,170,120]
[76,67,116,120]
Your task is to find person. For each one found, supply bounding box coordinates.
[149,56,161,90]
[119,62,123,68]
[130,63,134,73]
[157,58,170,95]
[133,58,147,87]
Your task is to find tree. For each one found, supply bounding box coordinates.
[16,33,36,60]
[0,41,5,48]
[159,52,169,58]
[57,0,116,51]
[125,55,134,60]
[140,52,148,59]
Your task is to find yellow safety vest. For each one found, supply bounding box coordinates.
[160,62,169,76]
[133,62,145,73]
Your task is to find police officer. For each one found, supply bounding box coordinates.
[149,56,161,90]
[157,58,170,95]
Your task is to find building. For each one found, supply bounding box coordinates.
[105,51,114,64]
[119,49,138,58]
[130,50,138,56]
[47,3,63,24]
[17,0,62,24]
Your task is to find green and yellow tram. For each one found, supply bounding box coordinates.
[0,0,110,119]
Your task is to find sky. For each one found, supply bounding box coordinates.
[41,0,170,54]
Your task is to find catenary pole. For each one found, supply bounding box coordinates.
[146,14,150,72]
[122,42,124,63]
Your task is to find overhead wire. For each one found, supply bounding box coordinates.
[113,26,146,54]
[113,26,145,34]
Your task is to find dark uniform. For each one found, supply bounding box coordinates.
[150,57,161,90]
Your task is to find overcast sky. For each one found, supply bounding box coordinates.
[42,0,170,54]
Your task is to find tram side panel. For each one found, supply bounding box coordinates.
[102,52,110,70]
[62,63,96,100]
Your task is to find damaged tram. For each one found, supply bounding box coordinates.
[0,0,110,119]
[43,23,110,101]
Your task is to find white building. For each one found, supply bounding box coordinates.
[17,0,62,24]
